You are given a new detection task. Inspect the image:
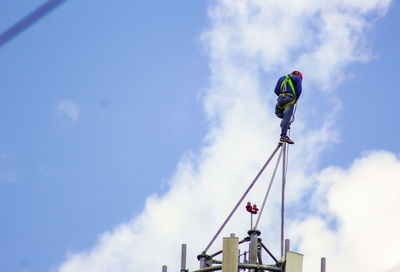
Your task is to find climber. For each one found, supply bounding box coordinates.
[274,71,303,144]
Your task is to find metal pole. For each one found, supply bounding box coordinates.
[181,244,187,272]
[257,239,263,265]
[248,230,260,272]
[0,0,69,48]
[198,254,209,269]
[284,239,290,259]
[281,143,287,260]
[260,241,279,264]
[321,257,326,272]
[254,147,283,230]
[203,143,282,253]
[162,265,167,272]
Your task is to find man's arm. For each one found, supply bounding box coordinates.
[274,76,284,96]
[294,76,302,100]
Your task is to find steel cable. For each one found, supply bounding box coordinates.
[202,143,282,253]
[253,147,283,230]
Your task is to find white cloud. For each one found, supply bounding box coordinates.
[57,100,80,122]
[58,0,394,272]
[384,264,400,272]
[290,150,400,272]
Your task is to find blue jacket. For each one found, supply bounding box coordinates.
[274,75,302,100]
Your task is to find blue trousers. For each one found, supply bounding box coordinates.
[275,95,295,136]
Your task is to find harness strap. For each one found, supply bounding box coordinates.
[279,75,296,98]
[276,99,296,110]
[277,75,297,109]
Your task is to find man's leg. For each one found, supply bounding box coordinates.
[279,104,295,144]
[281,104,294,136]
[275,105,284,119]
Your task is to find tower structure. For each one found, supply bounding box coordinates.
[162,142,326,272]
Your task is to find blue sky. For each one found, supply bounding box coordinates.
[1,1,399,272]
[1,1,208,271]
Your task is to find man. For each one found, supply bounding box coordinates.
[274,71,303,144]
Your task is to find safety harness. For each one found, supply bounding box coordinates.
[277,75,297,109]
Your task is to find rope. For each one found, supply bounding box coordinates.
[293,103,297,121]
[202,143,282,254]
[253,147,283,230]
[289,103,297,128]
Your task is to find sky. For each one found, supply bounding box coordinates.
[0,0,399,272]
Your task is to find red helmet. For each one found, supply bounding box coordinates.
[291,71,303,80]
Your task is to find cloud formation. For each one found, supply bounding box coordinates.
[291,150,400,272]
[58,0,395,272]
[57,100,80,122]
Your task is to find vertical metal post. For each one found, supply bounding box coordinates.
[321,257,326,272]
[198,254,208,269]
[257,238,263,265]
[222,233,239,272]
[198,251,212,269]
[248,230,260,271]
[181,244,187,272]
[285,239,290,259]
[162,265,167,272]
[281,143,287,260]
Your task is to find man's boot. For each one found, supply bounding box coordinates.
[280,135,294,144]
